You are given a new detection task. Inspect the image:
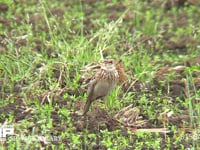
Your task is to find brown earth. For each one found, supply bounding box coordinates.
[0,0,199,149]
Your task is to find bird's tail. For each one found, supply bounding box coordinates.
[82,99,92,115]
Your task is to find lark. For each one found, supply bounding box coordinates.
[82,59,120,115]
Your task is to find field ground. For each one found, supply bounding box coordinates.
[0,0,200,149]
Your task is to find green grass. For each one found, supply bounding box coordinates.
[0,0,200,149]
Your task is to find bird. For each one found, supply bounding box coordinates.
[82,59,120,115]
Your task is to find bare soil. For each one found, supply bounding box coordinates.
[0,0,199,148]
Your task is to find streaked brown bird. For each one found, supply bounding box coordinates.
[82,59,120,115]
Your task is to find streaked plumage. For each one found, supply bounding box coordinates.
[82,59,119,115]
